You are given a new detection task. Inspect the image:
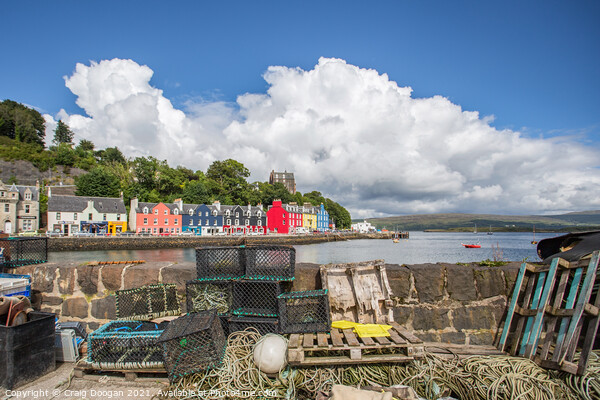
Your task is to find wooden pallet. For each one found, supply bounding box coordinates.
[73,362,168,382]
[498,251,600,375]
[287,322,424,366]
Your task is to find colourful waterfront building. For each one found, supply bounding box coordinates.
[267,200,304,234]
[316,203,329,232]
[129,198,182,235]
[48,195,127,235]
[302,203,318,232]
[222,204,267,235]
[194,202,224,235]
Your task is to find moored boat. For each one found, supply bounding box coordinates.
[462,243,481,248]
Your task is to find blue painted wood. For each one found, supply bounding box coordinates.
[552,267,583,362]
[498,262,527,352]
[524,258,559,358]
[557,252,600,363]
[519,270,547,356]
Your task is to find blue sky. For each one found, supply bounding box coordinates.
[2,1,600,216]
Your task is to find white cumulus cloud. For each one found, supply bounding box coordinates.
[45,57,600,217]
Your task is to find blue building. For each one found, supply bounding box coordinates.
[197,202,224,235]
[180,203,201,235]
[316,203,330,232]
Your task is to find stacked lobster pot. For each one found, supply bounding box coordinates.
[188,245,296,336]
[87,284,181,370]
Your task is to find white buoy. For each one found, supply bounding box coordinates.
[253,334,288,374]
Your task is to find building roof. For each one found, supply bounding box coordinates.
[17,185,39,202]
[48,195,126,213]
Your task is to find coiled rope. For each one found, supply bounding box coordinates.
[156,330,600,400]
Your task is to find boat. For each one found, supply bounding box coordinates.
[531,225,538,245]
[462,243,481,248]
[487,225,493,235]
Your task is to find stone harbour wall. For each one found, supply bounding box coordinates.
[11,260,519,345]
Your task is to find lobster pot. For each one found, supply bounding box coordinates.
[195,246,244,279]
[228,316,280,336]
[116,284,180,321]
[232,280,283,317]
[158,311,226,383]
[87,321,168,369]
[278,290,331,333]
[186,278,233,316]
[0,237,48,270]
[244,245,295,281]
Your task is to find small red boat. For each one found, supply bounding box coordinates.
[462,243,481,248]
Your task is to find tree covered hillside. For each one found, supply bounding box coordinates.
[0,99,351,228]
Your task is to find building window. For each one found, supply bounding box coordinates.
[245,219,250,226]
[189,220,193,225]
[212,211,217,216]
[154,209,158,215]
[283,219,286,225]
[153,228,157,233]
[154,218,158,225]
[164,210,168,215]
[213,220,217,226]
[236,213,240,218]
[174,209,179,215]
[57,212,61,219]
[174,219,178,226]
[206,211,209,216]
[117,214,121,221]
[235,219,239,225]
[258,220,262,226]
[189,210,194,216]
[103,214,107,221]
[74,213,77,220]
[88,213,93,220]
[143,207,148,214]
[164,218,168,225]
[225,210,230,217]
[206,220,209,226]
[227,219,231,225]
[4,204,9,212]
[25,192,31,200]
[144,218,148,225]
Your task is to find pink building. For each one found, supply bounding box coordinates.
[130,199,182,235]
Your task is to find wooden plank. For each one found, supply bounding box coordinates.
[390,322,423,344]
[525,258,559,358]
[330,328,345,347]
[373,336,391,345]
[498,261,527,352]
[574,252,600,374]
[303,333,315,348]
[519,270,547,356]
[289,354,413,366]
[317,332,329,348]
[557,252,600,364]
[360,336,376,346]
[343,328,360,346]
[288,333,301,349]
[552,266,583,362]
[514,305,537,317]
[388,328,408,345]
[509,273,536,356]
[539,265,571,360]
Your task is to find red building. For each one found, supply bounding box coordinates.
[267,200,303,234]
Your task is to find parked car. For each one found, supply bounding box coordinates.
[179,231,194,236]
[46,230,62,237]
[72,231,94,237]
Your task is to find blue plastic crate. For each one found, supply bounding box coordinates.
[0,273,31,298]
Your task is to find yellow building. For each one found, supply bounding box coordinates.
[302,203,317,232]
[108,221,127,235]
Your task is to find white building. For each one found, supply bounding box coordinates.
[47,195,127,236]
[351,220,376,234]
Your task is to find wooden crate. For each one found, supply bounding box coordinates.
[287,322,423,366]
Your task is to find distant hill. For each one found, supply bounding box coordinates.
[364,211,600,232]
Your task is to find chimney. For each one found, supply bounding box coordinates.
[36,180,40,190]
[247,203,251,212]
[174,198,183,211]
[213,200,221,211]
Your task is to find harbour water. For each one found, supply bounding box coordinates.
[48,231,561,265]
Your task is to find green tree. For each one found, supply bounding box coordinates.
[75,166,121,197]
[55,143,76,166]
[77,139,95,152]
[97,146,126,164]
[53,120,74,145]
[206,159,251,204]
[182,180,210,204]
[0,100,45,146]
